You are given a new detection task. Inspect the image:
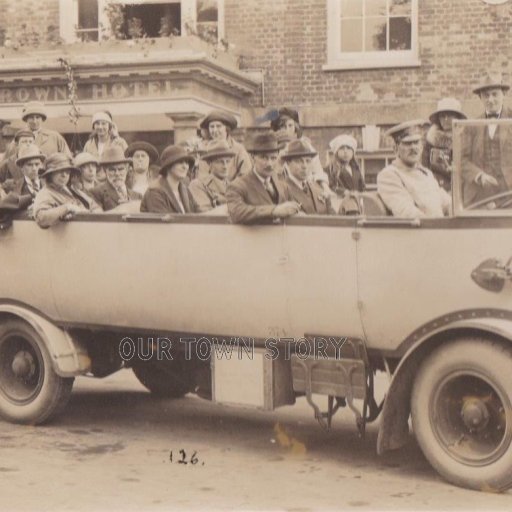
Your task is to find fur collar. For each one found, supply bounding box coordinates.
[426,124,453,149]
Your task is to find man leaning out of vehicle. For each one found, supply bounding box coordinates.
[377,120,451,218]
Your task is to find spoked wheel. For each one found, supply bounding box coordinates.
[0,320,74,424]
[411,338,512,492]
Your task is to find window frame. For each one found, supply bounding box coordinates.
[324,0,420,71]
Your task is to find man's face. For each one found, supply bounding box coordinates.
[81,163,97,183]
[17,136,35,151]
[396,139,423,167]
[210,156,233,180]
[25,115,43,132]
[287,156,311,182]
[132,150,150,173]
[480,88,505,115]
[21,158,42,181]
[105,163,127,188]
[96,167,107,183]
[208,121,228,141]
[253,151,279,179]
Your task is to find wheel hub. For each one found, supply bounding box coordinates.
[11,350,36,379]
[461,397,490,431]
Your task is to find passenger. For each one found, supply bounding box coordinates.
[125,141,159,195]
[198,110,251,180]
[90,146,142,211]
[270,107,331,194]
[20,101,71,157]
[281,139,334,215]
[140,145,199,214]
[83,111,127,158]
[33,153,92,228]
[462,72,512,206]
[377,120,451,218]
[73,152,99,193]
[276,131,294,180]
[0,130,36,189]
[326,134,365,195]
[226,132,301,224]
[12,144,45,199]
[423,98,467,192]
[189,140,235,212]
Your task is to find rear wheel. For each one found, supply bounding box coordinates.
[0,319,74,424]
[411,338,512,492]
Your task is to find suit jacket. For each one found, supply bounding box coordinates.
[286,177,333,215]
[461,106,512,205]
[0,156,23,184]
[227,170,291,224]
[140,176,198,214]
[326,161,365,194]
[90,181,142,211]
[34,128,71,157]
[189,174,227,213]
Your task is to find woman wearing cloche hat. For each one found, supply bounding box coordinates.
[33,153,102,228]
[83,110,128,158]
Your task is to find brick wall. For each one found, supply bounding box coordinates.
[226,0,512,125]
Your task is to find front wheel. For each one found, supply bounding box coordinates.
[411,338,512,492]
[0,319,74,424]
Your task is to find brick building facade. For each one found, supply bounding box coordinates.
[0,0,510,184]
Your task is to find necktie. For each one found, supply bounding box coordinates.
[301,181,308,193]
[33,180,40,192]
[264,179,278,203]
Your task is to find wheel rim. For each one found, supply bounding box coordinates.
[0,333,44,404]
[430,371,512,466]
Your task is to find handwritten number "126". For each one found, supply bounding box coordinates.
[169,449,199,465]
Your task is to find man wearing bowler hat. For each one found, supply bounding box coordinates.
[189,140,235,212]
[226,132,301,224]
[461,71,512,206]
[91,146,142,211]
[377,120,451,218]
[281,139,334,215]
[21,101,71,157]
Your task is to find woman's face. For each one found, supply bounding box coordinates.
[168,160,190,181]
[438,112,457,132]
[132,150,150,173]
[50,170,70,188]
[336,146,354,164]
[279,117,297,138]
[96,167,107,183]
[208,121,228,140]
[93,120,110,138]
[81,163,97,183]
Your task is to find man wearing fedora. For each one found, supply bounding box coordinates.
[198,109,251,181]
[13,143,45,199]
[422,97,467,191]
[91,146,142,211]
[377,120,451,218]
[226,132,301,224]
[0,129,36,190]
[461,71,512,205]
[125,141,159,195]
[141,145,198,214]
[189,140,235,212]
[21,101,71,157]
[281,139,334,215]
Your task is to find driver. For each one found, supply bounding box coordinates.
[377,120,451,218]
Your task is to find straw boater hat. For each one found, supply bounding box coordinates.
[199,110,238,131]
[472,71,510,95]
[246,132,280,154]
[125,142,159,164]
[429,98,467,125]
[280,139,317,160]
[40,153,78,178]
[329,134,357,154]
[159,145,195,175]
[385,119,429,143]
[15,144,46,167]
[201,140,236,162]
[99,146,132,167]
[21,101,47,122]
[73,152,99,169]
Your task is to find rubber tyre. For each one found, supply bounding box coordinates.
[0,319,74,425]
[132,359,192,398]
[411,338,512,492]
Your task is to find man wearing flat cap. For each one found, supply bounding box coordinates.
[21,101,71,157]
[377,120,451,218]
[90,146,142,211]
[461,71,512,206]
[198,109,251,181]
[281,139,334,215]
[189,140,235,212]
[227,132,301,224]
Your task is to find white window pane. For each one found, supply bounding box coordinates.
[365,17,387,51]
[389,16,411,50]
[341,0,363,17]
[390,0,411,16]
[365,0,387,17]
[341,18,363,52]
